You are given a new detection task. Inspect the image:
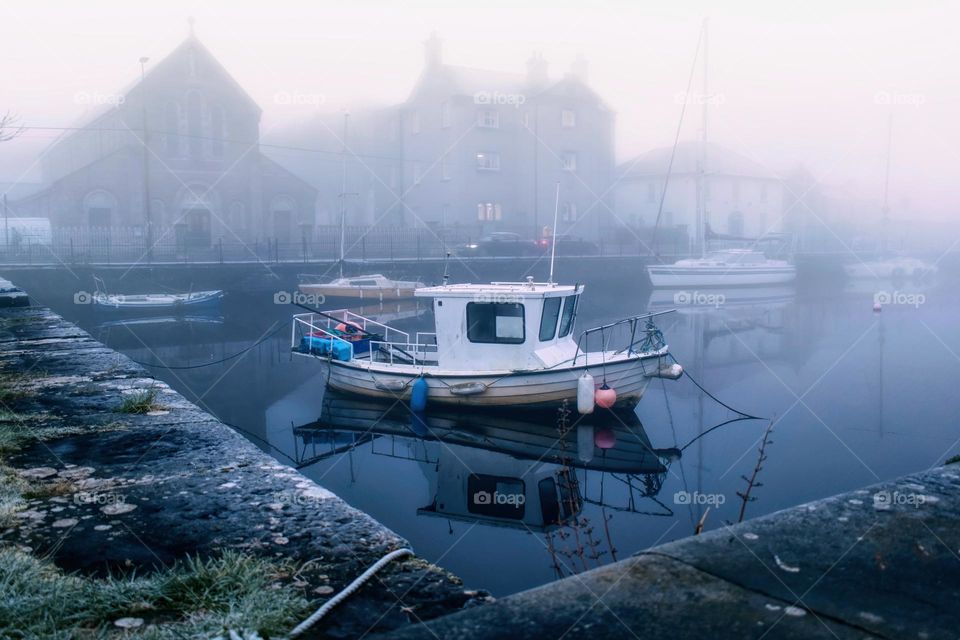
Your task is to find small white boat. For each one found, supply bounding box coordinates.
[91,277,223,312]
[647,249,796,288]
[298,274,421,302]
[843,256,937,280]
[291,277,681,409]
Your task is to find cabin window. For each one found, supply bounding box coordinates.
[466,302,525,344]
[349,279,378,286]
[468,474,525,519]
[558,295,579,338]
[539,297,562,341]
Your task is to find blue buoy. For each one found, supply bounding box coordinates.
[409,411,429,437]
[410,377,428,412]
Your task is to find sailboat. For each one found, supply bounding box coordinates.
[844,116,936,280]
[297,111,420,303]
[646,20,796,289]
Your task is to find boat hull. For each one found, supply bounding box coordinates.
[323,353,667,408]
[298,284,417,302]
[647,265,796,287]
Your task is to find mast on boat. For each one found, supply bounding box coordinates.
[698,18,709,258]
[880,113,893,255]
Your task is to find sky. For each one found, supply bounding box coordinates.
[0,0,957,219]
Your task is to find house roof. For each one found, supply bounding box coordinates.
[617,141,778,180]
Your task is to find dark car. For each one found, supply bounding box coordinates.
[459,232,538,257]
[535,235,600,256]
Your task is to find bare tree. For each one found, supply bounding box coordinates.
[0,112,24,143]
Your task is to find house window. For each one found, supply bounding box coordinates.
[441,155,452,180]
[441,204,451,226]
[186,91,203,158]
[558,294,579,338]
[477,109,499,128]
[477,203,502,221]
[411,111,420,134]
[210,105,225,157]
[467,302,525,344]
[561,202,577,222]
[413,162,423,184]
[562,152,577,172]
[441,101,451,128]
[539,297,562,342]
[476,152,500,171]
[561,109,576,128]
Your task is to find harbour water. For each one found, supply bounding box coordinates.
[57,268,960,596]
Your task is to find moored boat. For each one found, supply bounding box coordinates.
[647,249,796,287]
[298,273,421,302]
[291,277,682,410]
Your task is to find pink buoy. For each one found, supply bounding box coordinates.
[872,302,882,313]
[595,383,617,409]
[594,427,616,449]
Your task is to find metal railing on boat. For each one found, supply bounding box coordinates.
[572,309,675,366]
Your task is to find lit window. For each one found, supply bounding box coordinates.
[477,203,502,221]
[562,152,577,172]
[561,109,576,128]
[477,109,499,128]
[476,152,501,171]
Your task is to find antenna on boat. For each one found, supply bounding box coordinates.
[549,182,560,285]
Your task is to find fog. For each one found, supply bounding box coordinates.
[1,0,957,223]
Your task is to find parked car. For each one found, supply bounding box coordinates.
[459,232,538,257]
[535,235,600,256]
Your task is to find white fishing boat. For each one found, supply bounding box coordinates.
[648,249,796,287]
[298,273,421,302]
[290,277,682,410]
[91,277,223,312]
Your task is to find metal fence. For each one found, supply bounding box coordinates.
[0,224,688,265]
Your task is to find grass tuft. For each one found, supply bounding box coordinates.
[0,548,310,639]
[116,389,166,414]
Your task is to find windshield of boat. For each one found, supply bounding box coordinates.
[707,251,765,264]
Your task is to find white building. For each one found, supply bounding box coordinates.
[615,142,785,253]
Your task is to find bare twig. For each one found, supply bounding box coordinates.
[736,418,775,523]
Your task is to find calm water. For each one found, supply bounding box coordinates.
[57,268,960,596]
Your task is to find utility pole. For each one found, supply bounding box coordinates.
[699,18,709,257]
[338,111,358,279]
[139,56,153,262]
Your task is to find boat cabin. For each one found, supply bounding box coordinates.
[413,279,584,371]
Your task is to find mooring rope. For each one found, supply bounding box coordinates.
[667,352,763,420]
[127,323,289,370]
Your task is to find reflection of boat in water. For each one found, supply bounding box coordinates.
[292,391,675,531]
[344,299,428,324]
[295,392,672,474]
[291,279,681,409]
[92,276,223,313]
[97,314,224,329]
[646,285,796,314]
[844,256,937,280]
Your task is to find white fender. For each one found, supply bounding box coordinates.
[577,372,595,415]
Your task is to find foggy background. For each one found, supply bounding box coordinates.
[1,0,956,221]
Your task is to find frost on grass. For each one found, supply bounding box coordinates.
[0,548,311,639]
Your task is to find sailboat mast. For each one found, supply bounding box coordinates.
[881,113,892,254]
[339,111,349,279]
[699,17,709,258]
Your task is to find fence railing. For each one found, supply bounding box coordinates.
[0,224,689,265]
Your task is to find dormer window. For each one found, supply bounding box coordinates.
[561,109,576,128]
[477,109,499,129]
[476,152,500,171]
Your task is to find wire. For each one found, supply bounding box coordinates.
[668,352,764,420]
[127,322,288,369]
[289,548,414,637]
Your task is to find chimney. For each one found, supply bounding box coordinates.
[526,52,548,89]
[570,53,589,83]
[424,31,442,70]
